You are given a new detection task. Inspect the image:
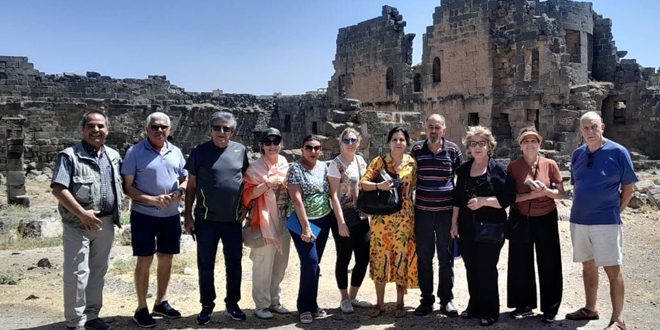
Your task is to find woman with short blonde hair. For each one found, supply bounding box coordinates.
[451,125,515,326]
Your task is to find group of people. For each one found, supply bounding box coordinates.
[53,109,636,330]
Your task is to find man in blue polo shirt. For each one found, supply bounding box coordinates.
[121,112,188,328]
[412,114,463,317]
[184,111,250,325]
[567,111,637,330]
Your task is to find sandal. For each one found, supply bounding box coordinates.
[369,305,385,318]
[394,305,407,318]
[565,307,599,321]
[299,312,313,324]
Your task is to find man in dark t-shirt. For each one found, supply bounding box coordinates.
[184,111,249,324]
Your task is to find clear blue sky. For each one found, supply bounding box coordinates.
[2,1,657,95]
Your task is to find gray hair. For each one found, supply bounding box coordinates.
[208,111,237,129]
[145,112,171,128]
[579,111,603,124]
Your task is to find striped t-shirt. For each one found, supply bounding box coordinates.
[412,139,463,212]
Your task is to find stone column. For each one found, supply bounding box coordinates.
[1,116,29,207]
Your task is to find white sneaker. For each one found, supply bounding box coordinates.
[255,308,274,319]
[340,299,354,314]
[269,304,290,314]
[351,297,373,308]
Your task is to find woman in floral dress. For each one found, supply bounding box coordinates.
[360,126,418,318]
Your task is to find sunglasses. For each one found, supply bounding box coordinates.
[150,124,169,131]
[342,138,358,145]
[263,139,281,146]
[212,125,232,133]
[469,140,488,148]
[303,145,322,152]
[587,152,593,169]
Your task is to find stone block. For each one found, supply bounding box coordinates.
[9,195,29,207]
[6,171,25,184]
[18,217,61,238]
[8,184,27,197]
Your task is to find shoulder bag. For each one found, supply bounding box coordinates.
[356,156,403,216]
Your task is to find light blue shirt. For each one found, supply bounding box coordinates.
[121,139,187,217]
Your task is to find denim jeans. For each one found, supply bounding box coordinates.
[289,212,333,313]
[415,209,454,306]
[195,220,243,308]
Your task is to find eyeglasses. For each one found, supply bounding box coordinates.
[303,145,322,152]
[469,140,488,148]
[150,124,169,131]
[342,138,358,145]
[212,125,232,133]
[263,139,281,146]
[586,152,593,168]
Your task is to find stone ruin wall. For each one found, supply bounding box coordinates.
[0,56,333,169]
[328,6,415,113]
[1,0,660,185]
[327,1,660,161]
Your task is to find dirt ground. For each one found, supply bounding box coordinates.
[1,180,659,330]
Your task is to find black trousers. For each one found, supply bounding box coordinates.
[459,218,503,320]
[415,209,454,306]
[331,219,370,290]
[507,209,563,317]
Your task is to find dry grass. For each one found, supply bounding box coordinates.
[109,251,195,275]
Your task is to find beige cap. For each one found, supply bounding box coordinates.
[517,128,543,145]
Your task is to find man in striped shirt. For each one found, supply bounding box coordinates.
[412,114,464,317]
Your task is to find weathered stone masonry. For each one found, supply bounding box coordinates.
[329,1,660,160]
[1,0,659,191]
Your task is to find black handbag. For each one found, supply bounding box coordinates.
[356,157,403,216]
[505,208,530,243]
[474,220,505,244]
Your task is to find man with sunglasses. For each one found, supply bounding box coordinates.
[121,112,188,327]
[52,110,124,330]
[411,114,463,317]
[184,111,250,324]
[568,111,637,330]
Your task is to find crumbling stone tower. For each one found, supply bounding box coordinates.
[330,1,660,159]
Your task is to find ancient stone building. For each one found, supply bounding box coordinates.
[1,0,659,184]
[329,0,660,159]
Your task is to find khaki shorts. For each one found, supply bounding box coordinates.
[570,223,623,267]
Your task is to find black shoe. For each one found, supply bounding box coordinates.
[152,300,182,319]
[197,304,215,325]
[480,317,497,326]
[132,308,156,328]
[460,309,476,319]
[541,313,556,323]
[510,306,534,319]
[84,318,112,330]
[439,301,459,317]
[414,303,433,316]
[226,305,246,321]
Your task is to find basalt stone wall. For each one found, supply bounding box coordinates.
[328,6,415,112]
[330,0,660,159]
[419,0,495,145]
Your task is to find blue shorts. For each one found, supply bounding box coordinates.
[130,210,182,256]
